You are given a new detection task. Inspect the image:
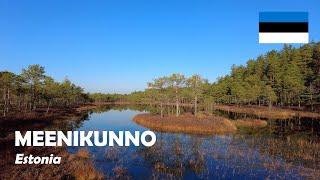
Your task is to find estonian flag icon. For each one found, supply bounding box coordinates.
[259,12,309,44]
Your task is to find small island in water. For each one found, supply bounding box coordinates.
[133,113,237,135]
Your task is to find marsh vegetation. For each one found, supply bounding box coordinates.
[1,104,319,179]
[71,105,320,179]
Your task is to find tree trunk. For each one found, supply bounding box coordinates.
[3,88,6,117]
[308,83,314,111]
[46,101,51,114]
[6,88,10,113]
[175,88,179,117]
[194,95,197,116]
[268,99,272,110]
[160,102,163,118]
[18,93,22,111]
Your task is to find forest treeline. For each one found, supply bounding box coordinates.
[0,65,90,117]
[2,42,320,117]
[91,42,320,115]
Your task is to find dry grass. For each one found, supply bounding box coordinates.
[0,104,97,124]
[76,148,90,159]
[76,104,97,112]
[242,135,320,179]
[233,119,268,128]
[0,103,104,180]
[257,137,320,167]
[71,149,105,179]
[0,146,104,180]
[215,105,320,119]
[72,149,104,180]
[133,113,237,135]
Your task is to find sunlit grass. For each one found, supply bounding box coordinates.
[233,119,268,128]
[133,113,237,135]
[215,105,320,119]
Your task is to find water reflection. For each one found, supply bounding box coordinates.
[67,105,319,179]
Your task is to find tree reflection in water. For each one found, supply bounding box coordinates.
[66,105,320,179]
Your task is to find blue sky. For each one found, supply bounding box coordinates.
[1,0,319,93]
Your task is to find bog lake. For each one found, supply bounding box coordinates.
[65,105,320,179]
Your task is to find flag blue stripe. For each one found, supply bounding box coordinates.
[259,12,308,22]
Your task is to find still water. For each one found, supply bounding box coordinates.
[68,106,319,179]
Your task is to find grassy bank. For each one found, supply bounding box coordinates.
[233,119,268,129]
[0,146,103,179]
[133,113,237,135]
[0,104,103,179]
[0,104,99,139]
[214,105,320,120]
[0,103,97,122]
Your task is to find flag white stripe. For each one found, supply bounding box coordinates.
[259,33,308,43]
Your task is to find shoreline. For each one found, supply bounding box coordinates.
[0,103,97,121]
[133,113,269,135]
[133,113,237,135]
[92,102,320,119]
[214,105,320,120]
[0,104,98,145]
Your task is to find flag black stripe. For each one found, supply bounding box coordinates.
[259,22,308,32]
